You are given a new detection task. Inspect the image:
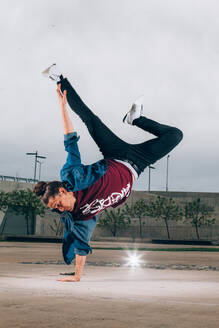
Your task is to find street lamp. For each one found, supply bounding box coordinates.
[26,151,46,181]
[37,160,43,180]
[148,165,155,192]
[166,155,170,192]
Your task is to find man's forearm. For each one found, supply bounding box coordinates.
[56,254,86,282]
[75,254,86,281]
[61,105,74,135]
[57,86,74,134]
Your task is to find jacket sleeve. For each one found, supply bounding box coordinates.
[60,211,97,265]
[60,132,108,192]
[61,132,82,174]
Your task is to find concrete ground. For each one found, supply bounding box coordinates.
[0,241,219,328]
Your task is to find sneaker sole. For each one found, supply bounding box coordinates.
[41,63,56,76]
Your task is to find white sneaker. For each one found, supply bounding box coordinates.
[123,95,144,125]
[42,63,62,81]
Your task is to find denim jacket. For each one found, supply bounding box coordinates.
[57,132,107,264]
[60,132,108,191]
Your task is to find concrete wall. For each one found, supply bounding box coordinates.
[0,181,219,241]
[124,190,219,241]
[0,181,62,237]
[0,180,35,192]
[149,191,219,227]
[0,181,36,235]
[150,191,219,207]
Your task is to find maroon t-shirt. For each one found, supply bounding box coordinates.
[71,159,133,220]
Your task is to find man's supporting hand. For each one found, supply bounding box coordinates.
[57,254,86,282]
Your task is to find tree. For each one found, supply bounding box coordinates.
[7,189,46,234]
[98,208,131,237]
[146,196,183,240]
[0,191,9,213]
[184,198,216,240]
[123,199,148,238]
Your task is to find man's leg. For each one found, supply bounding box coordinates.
[59,78,129,159]
[127,116,183,172]
[59,76,183,172]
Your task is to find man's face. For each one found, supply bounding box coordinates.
[47,188,75,212]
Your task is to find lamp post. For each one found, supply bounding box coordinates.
[166,155,170,192]
[37,160,43,180]
[26,151,46,181]
[148,165,155,192]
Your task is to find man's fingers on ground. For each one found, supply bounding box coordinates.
[56,279,76,282]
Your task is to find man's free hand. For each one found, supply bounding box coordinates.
[56,84,67,108]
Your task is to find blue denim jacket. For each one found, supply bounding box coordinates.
[57,132,107,264]
[60,132,108,191]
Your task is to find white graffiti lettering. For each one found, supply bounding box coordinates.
[80,183,131,215]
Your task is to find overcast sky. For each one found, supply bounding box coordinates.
[0,0,219,192]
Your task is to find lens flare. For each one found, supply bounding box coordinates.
[125,252,143,267]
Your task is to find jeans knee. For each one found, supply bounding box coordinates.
[177,128,183,141]
[172,127,183,143]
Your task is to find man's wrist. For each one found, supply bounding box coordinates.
[64,132,78,141]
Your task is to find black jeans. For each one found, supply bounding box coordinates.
[59,78,183,175]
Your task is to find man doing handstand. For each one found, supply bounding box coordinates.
[34,64,183,282]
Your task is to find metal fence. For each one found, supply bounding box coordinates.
[0,175,38,183]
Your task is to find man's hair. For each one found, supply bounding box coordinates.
[33,181,64,204]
